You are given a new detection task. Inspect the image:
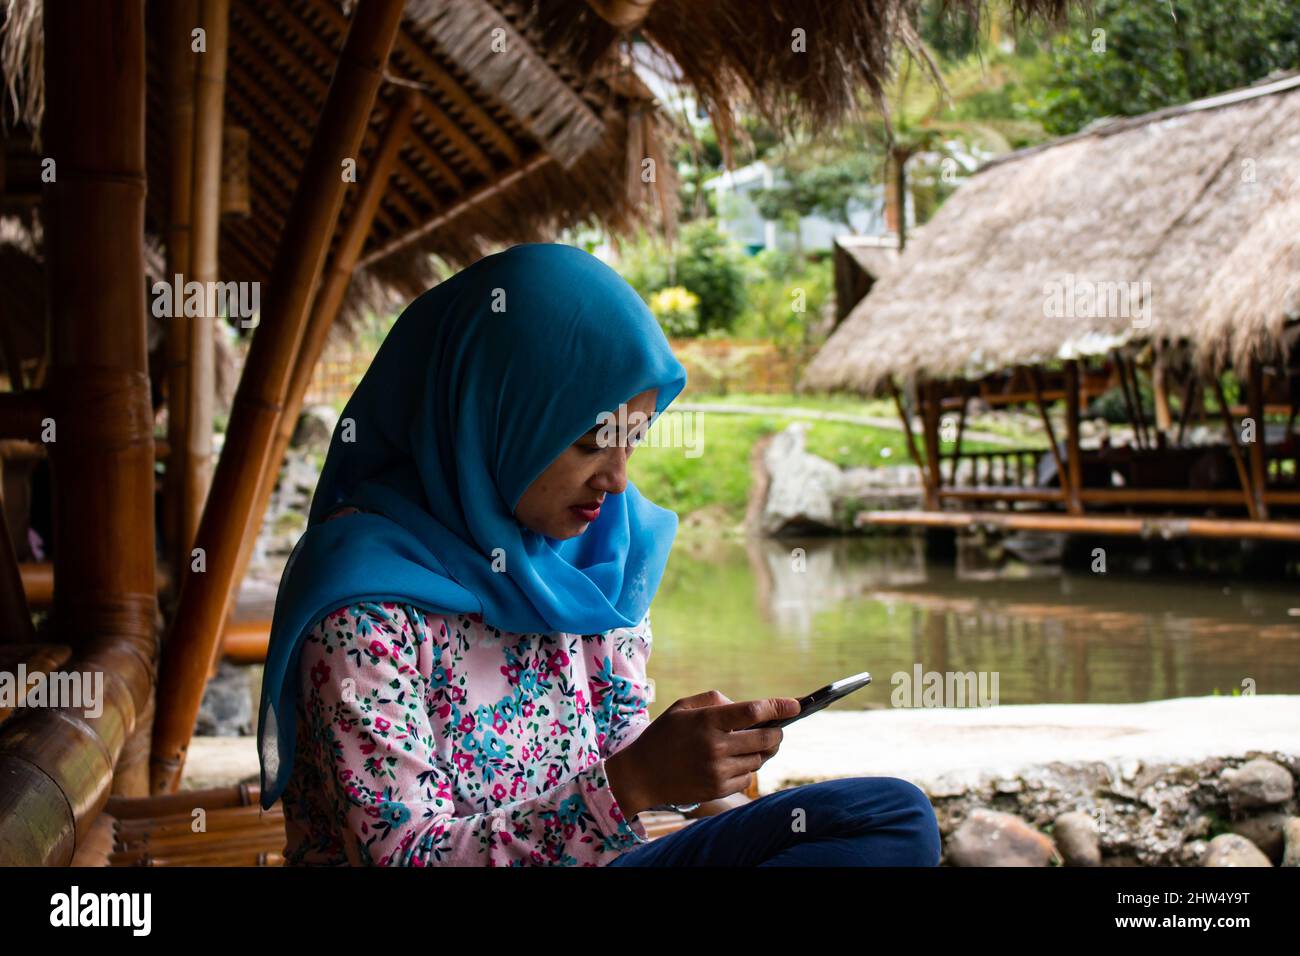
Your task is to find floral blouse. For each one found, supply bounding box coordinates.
[280,598,657,866]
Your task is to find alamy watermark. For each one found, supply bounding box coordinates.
[151,273,260,328]
[595,404,704,459]
[1042,273,1152,329]
[0,665,103,718]
[891,664,1000,708]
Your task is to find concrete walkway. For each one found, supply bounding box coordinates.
[184,695,1299,798]
[756,694,1300,796]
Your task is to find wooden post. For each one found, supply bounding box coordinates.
[221,90,418,672]
[1175,373,1198,447]
[1064,359,1084,513]
[150,0,407,795]
[1152,345,1172,434]
[1111,351,1144,450]
[163,0,198,580]
[889,379,935,509]
[1246,359,1270,521]
[1211,374,1261,521]
[946,388,968,485]
[920,380,944,498]
[0,0,156,857]
[1028,365,1075,511]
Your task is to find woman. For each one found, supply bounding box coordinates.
[257,243,941,867]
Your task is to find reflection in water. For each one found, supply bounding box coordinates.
[646,533,1300,718]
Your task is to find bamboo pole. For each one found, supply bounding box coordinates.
[1028,366,1077,513]
[150,0,407,796]
[219,90,418,671]
[889,379,935,509]
[357,152,553,268]
[0,503,36,645]
[0,0,156,863]
[178,0,229,573]
[1246,359,1270,520]
[1211,374,1261,521]
[163,0,198,580]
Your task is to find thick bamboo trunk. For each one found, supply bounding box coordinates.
[150,0,406,795]
[163,0,198,581]
[0,0,155,863]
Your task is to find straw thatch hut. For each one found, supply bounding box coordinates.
[803,73,1300,542]
[0,0,1073,867]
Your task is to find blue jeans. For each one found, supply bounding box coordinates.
[608,776,942,867]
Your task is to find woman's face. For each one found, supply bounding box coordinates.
[513,387,658,539]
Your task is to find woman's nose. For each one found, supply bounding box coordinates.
[592,449,630,494]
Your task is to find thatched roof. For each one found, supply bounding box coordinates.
[802,72,1300,394]
[1,0,1072,348]
[837,234,899,282]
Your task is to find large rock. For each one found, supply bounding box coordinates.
[1221,758,1294,809]
[759,423,922,534]
[1053,811,1101,866]
[1228,812,1288,864]
[1202,833,1271,867]
[946,808,1058,866]
[1282,818,1300,867]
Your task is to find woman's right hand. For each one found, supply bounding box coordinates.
[606,690,800,817]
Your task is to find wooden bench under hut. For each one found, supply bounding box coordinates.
[4,0,1056,866]
[803,73,1300,545]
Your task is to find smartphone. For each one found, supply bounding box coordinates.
[748,671,872,729]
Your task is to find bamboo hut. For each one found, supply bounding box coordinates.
[0,0,1070,867]
[803,73,1300,543]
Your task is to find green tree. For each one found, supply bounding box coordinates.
[1028,0,1300,135]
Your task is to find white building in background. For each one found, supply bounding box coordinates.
[704,160,893,255]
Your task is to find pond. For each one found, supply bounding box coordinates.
[643,532,1300,718]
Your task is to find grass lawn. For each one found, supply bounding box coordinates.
[630,392,1021,527]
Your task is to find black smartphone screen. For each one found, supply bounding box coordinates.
[747,671,872,729]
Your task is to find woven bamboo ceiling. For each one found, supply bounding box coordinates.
[142,0,655,327]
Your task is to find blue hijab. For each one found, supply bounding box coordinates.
[256,243,687,809]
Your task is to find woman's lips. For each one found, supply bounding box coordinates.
[570,504,601,522]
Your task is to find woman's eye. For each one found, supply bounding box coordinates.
[578,443,602,455]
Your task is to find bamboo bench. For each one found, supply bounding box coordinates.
[73,782,705,866]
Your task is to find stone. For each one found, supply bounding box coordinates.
[1227,812,1288,864]
[946,808,1058,867]
[1202,833,1271,867]
[291,404,338,453]
[760,423,845,534]
[1054,811,1102,866]
[195,661,255,737]
[1282,818,1300,867]
[1221,758,1294,809]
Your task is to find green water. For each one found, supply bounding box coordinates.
[643,533,1300,718]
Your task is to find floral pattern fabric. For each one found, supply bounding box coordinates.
[280,599,656,866]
